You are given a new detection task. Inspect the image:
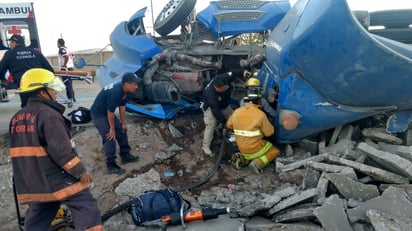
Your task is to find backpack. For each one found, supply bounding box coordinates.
[128,188,187,226]
[68,107,92,124]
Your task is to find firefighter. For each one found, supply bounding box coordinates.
[226,87,281,174]
[9,68,102,230]
[240,77,276,119]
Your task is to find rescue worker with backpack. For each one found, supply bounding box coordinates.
[9,68,103,230]
[226,86,281,174]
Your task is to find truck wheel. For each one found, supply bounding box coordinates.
[369,9,412,28]
[369,28,412,44]
[154,0,197,36]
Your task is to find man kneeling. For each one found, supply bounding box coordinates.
[226,89,280,174]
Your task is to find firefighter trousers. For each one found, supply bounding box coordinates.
[23,190,103,230]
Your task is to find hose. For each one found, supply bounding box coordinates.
[100,129,228,223]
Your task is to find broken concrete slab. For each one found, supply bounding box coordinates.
[305,161,357,180]
[324,173,379,202]
[278,169,305,185]
[315,172,329,205]
[351,223,375,231]
[313,194,352,231]
[361,128,403,145]
[325,155,409,184]
[278,154,329,172]
[305,161,348,173]
[246,217,325,231]
[267,188,319,216]
[366,209,412,231]
[273,207,315,223]
[301,168,320,190]
[347,186,412,223]
[298,139,319,154]
[357,142,412,180]
[239,187,296,217]
[379,184,412,194]
[114,168,161,196]
[377,142,412,162]
[338,124,354,141]
[328,125,343,146]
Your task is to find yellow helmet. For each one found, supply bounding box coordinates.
[246,77,260,87]
[17,68,66,93]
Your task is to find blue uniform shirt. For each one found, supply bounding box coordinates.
[90,82,127,117]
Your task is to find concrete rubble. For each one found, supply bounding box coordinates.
[99,125,412,230]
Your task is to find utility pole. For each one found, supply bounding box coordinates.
[150,0,155,36]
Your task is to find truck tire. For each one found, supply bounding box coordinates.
[369,28,412,44]
[154,0,197,36]
[369,9,412,28]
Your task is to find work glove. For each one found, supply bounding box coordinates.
[243,70,252,78]
[80,172,93,184]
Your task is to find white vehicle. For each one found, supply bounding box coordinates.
[0,2,41,90]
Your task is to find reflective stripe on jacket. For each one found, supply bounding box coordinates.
[9,97,88,204]
[226,102,274,156]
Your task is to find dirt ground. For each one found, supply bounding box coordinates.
[0,80,280,230]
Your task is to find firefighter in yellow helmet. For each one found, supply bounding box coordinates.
[10,69,103,230]
[241,77,276,119]
[226,87,281,174]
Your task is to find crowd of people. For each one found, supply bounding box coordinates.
[3,34,280,230]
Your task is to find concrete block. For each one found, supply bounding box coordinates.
[358,142,412,180]
[313,194,352,231]
[347,186,412,223]
[267,188,319,216]
[325,155,409,184]
[278,169,305,185]
[325,173,380,202]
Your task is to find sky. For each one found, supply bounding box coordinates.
[3,0,412,56]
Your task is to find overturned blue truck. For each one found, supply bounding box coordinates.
[78,0,412,144]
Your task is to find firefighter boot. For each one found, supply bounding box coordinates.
[249,159,264,174]
[232,152,246,170]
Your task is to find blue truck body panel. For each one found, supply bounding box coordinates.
[95,0,412,143]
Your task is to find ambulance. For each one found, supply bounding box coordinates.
[0,2,40,93]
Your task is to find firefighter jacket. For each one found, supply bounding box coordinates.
[202,69,243,123]
[9,97,88,204]
[226,102,274,157]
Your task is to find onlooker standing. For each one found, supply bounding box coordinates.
[201,69,248,156]
[9,68,102,230]
[0,34,54,107]
[57,38,76,103]
[91,72,142,174]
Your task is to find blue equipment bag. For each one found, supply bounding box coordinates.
[129,188,184,225]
